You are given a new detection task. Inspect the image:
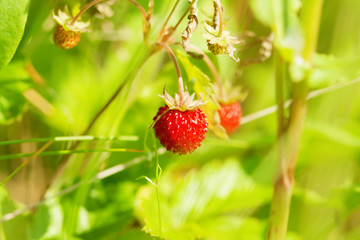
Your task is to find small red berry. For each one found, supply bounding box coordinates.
[218,102,242,134]
[53,25,81,49]
[153,105,208,155]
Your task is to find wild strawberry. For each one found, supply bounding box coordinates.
[218,102,242,134]
[53,25,81,49]
[152,90,208,155]
[52,8,89,49]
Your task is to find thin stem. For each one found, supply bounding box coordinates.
[147,0,154,19]
[172,0,198,33]
[25,61,44,85]
[153,130,162,238]
[158,0,180,40]
[267,1,324,239]
[23,88,55,116]
[202,53,223,99]
[71,0,104,25]
[0,140,54,185]
[155,187,162,238]
[157,43,184,105]
[191,46,223,99]
[0,150,167,223]
[143,0,154,42]
[0,148,144,161]
[275,55,286,160]
[241,77,360,125]
[128,0,148,20]
[268,53,289,240]
[0,135,138,146]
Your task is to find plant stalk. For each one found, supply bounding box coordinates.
[202,52,223,99]
[267,0,324,239]
[268,54,290,240]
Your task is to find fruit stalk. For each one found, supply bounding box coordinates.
[190,45,224,99]
[202,52,223,99]
[157,43,185,105]
[267,0,324,239]
[71,0,105,25]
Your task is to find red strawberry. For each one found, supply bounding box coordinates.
[218,102,242,134]
[53,25,81,49]
[153,105,208,155]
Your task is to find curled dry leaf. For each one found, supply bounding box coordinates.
[181,0,203,59]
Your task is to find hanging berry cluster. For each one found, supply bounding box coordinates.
[50,0,272,155]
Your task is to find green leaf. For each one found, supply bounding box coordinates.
[135,159,272,240]
[306,121,360,147]
[28,205,51,240]
[0,0,30,70]
[0,61,30,125]
[0,186,27,239]
[250,0,303,61]
[249,0,274,28]
[0,61,29,84]
[0,88,27,125]
[309,54,360,89]
[175,50,219,109]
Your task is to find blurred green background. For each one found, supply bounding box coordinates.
[1,0,360,239]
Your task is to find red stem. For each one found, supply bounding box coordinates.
[127,0,148,20]
[157,43,184,105]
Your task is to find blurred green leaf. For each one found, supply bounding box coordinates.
[135,159,272,240]
[249,0,274,28]
[76,211,133,240]
[0,0,30,70]
[0,88,27,125]
[309,54,360,89]
[0,61,30,84]
[115,229,153,240]
[0,186,27,240]
[306,121,360,147]
[0,61,31,125]
[28,205,51,240]
[250,0,303,61]
[176,50,219,108]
